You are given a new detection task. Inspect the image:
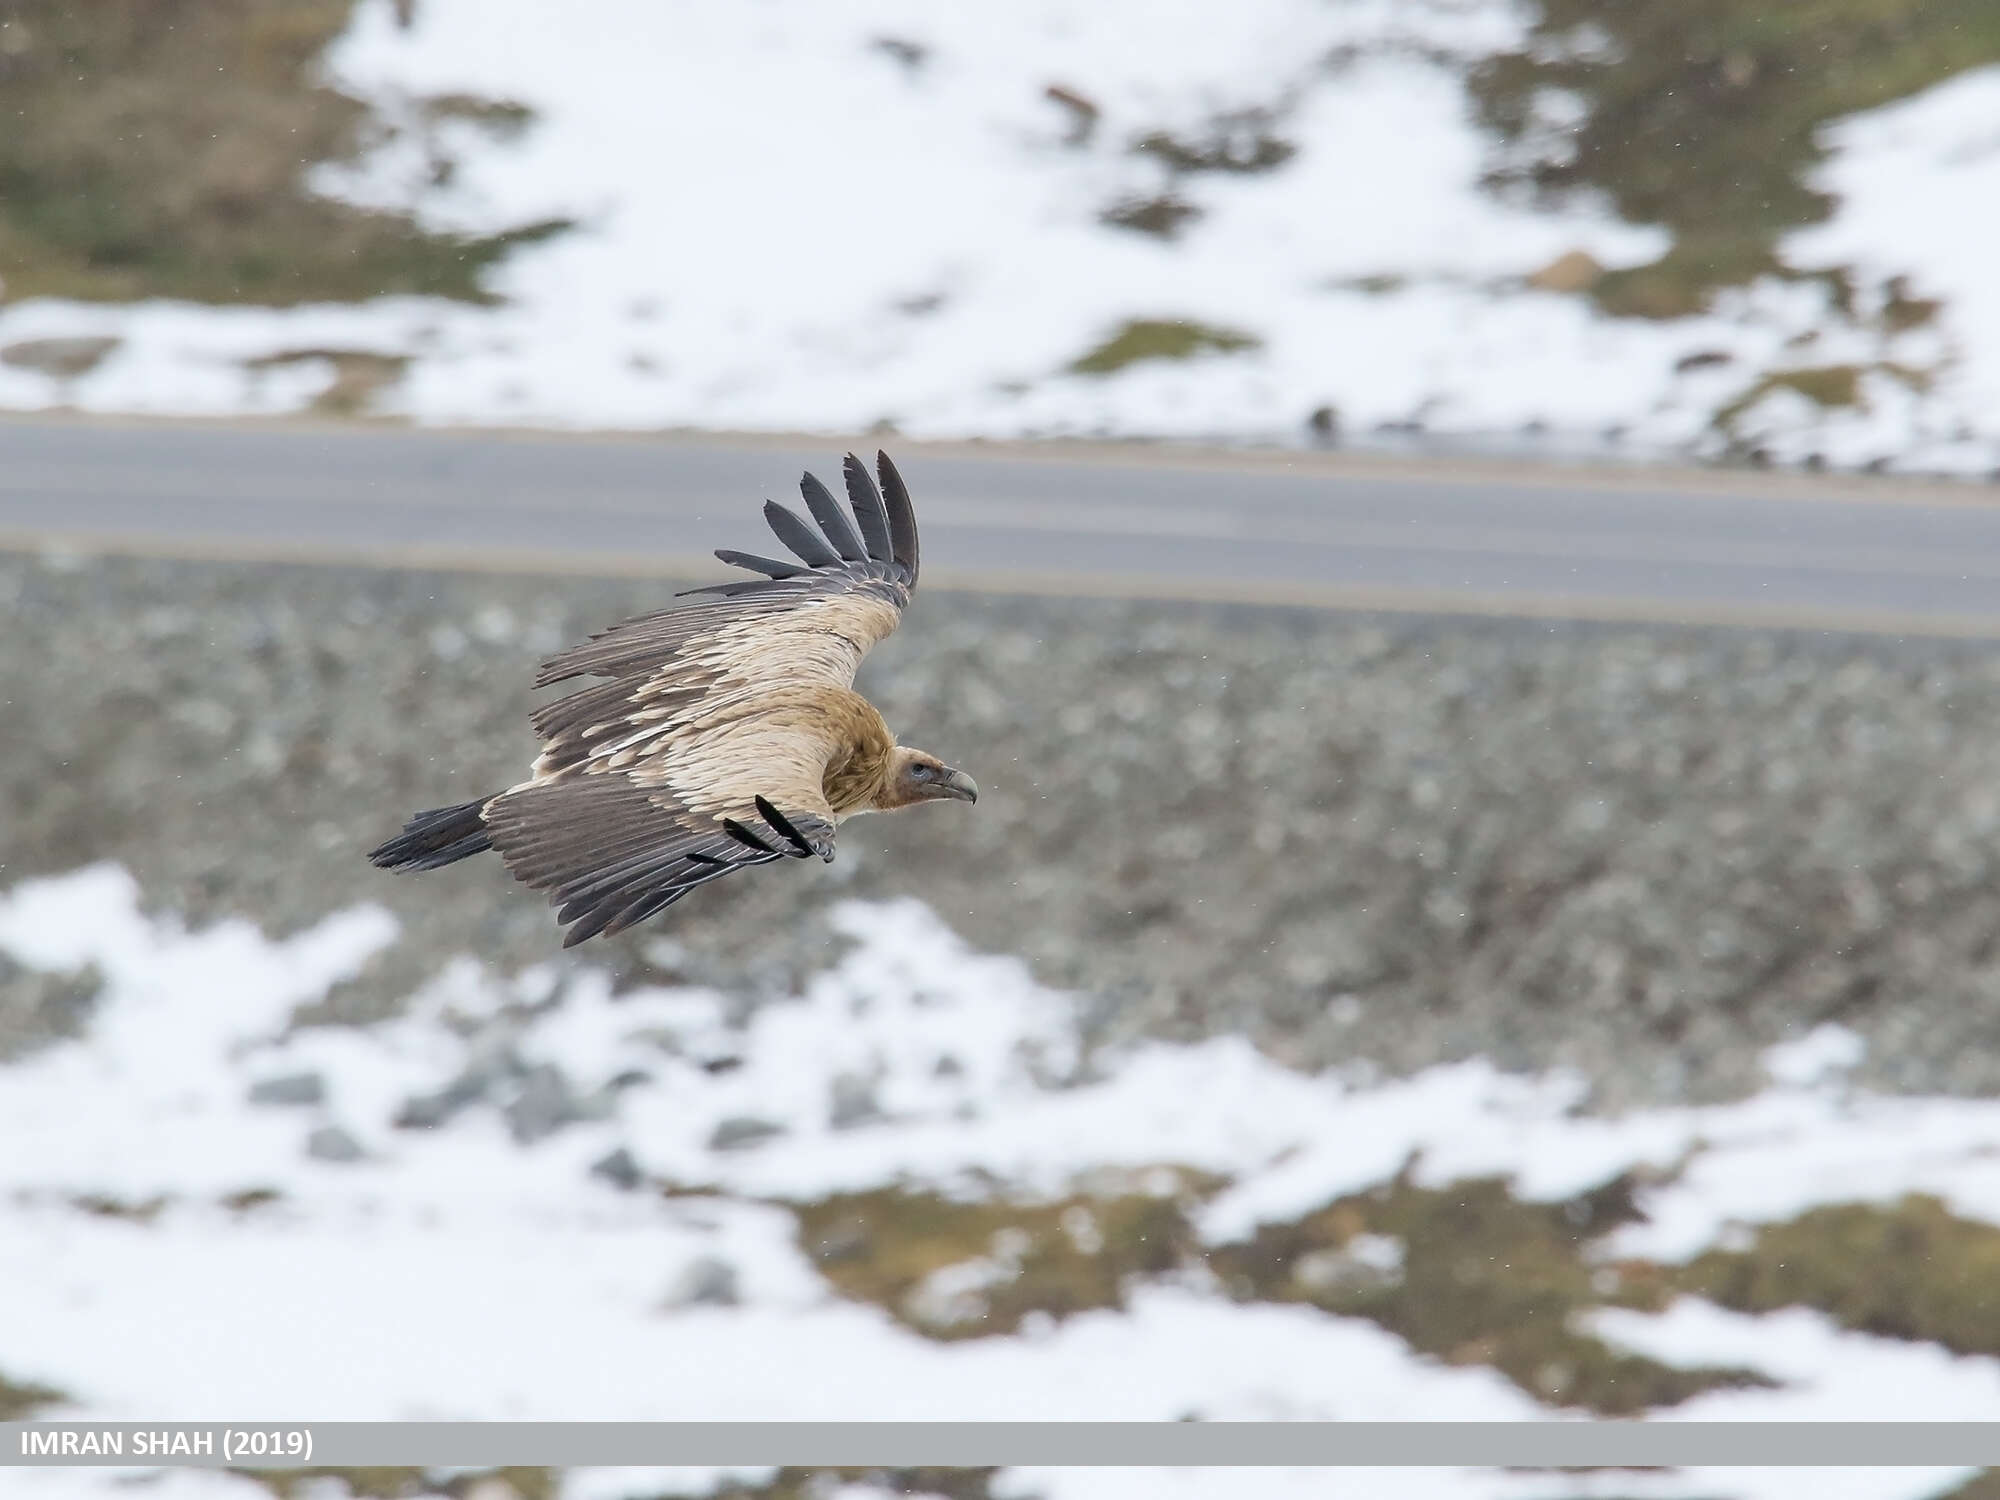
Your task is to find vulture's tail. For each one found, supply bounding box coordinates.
[368,797,494,872]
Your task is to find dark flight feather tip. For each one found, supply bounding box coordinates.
[877,450,919,583]
[762,499,842,569]
[369,798,492,871]
[601,885,690,936]
[722,818,778,854]
[754,796,820,857]
[799,472,868,562]
[842,453,895,564]
[714,548,806,579]
[561,901,624,948]
[675,579,774,598]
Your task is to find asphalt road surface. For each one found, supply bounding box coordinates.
[5,415,2000,633]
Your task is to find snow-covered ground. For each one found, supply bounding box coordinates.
[1,0,1997,474]
[6,859,2000,1500]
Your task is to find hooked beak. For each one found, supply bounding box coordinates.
[937,767,979,804]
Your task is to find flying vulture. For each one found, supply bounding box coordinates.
[368,451,976,947]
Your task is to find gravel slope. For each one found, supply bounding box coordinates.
[7,548,2000,1108]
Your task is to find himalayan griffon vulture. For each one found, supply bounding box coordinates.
[368,451,976,946]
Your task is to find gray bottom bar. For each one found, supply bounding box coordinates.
[5,1422,2000,1467]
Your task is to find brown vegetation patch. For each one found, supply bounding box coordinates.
[1097,194,1203,240]
[1526,250,1605,296]
[793,1169,1780,1415]
[0,337,122,381]
[1471,0,2000,320]
[247,348,412,416]
[795,1178,1209,1339]
[1677,1194,2000,1355]
[1068,318,1261,375]
[72,1190,168,1223]
[0,0,567,305]
[1131,110,1296,177]
[0,1370,65,1420]
[1713,361,1929,441]
[1933,1474,2000,1500]
[1209,1173,1769,1414]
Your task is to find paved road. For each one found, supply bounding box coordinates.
[5,416,2000,633]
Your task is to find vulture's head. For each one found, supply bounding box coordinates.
[881,746,979,810]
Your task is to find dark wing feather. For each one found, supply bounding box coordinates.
[486,774,832,948]
[763,499,842,569]
[799,472,868,562]
[843,453,894,563]
[877,450,920,584]
[755,795,822,856]
[713,549,807,579]
[841,452,897,565]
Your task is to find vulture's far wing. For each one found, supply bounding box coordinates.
[481,451,920,947]
[532,450,919,695]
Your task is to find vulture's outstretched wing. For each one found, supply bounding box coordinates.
[481,451,919,946]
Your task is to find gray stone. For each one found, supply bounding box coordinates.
[708,1115,786,1152]
[828,1071,883,1130]
[0,955,101,1062]
[589,1146,642,1191]
[247,1071,324,1108]
[662,1254,740,1309]
[305,1125,365,1163]
[394,1071,488,1130]
[504,1062,578,1145]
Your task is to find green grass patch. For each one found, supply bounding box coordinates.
[0,0,568,305]
[1068,319,1261,376]
[1469,0,2000,318]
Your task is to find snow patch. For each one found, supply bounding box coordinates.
[9,862,2000,1435]
[2,1,1994,470]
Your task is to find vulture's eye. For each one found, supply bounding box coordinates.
[910,764,934,781]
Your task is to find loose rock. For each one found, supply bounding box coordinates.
[305,1125,366,1164]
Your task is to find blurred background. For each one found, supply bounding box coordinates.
[7,3,2000,1498]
